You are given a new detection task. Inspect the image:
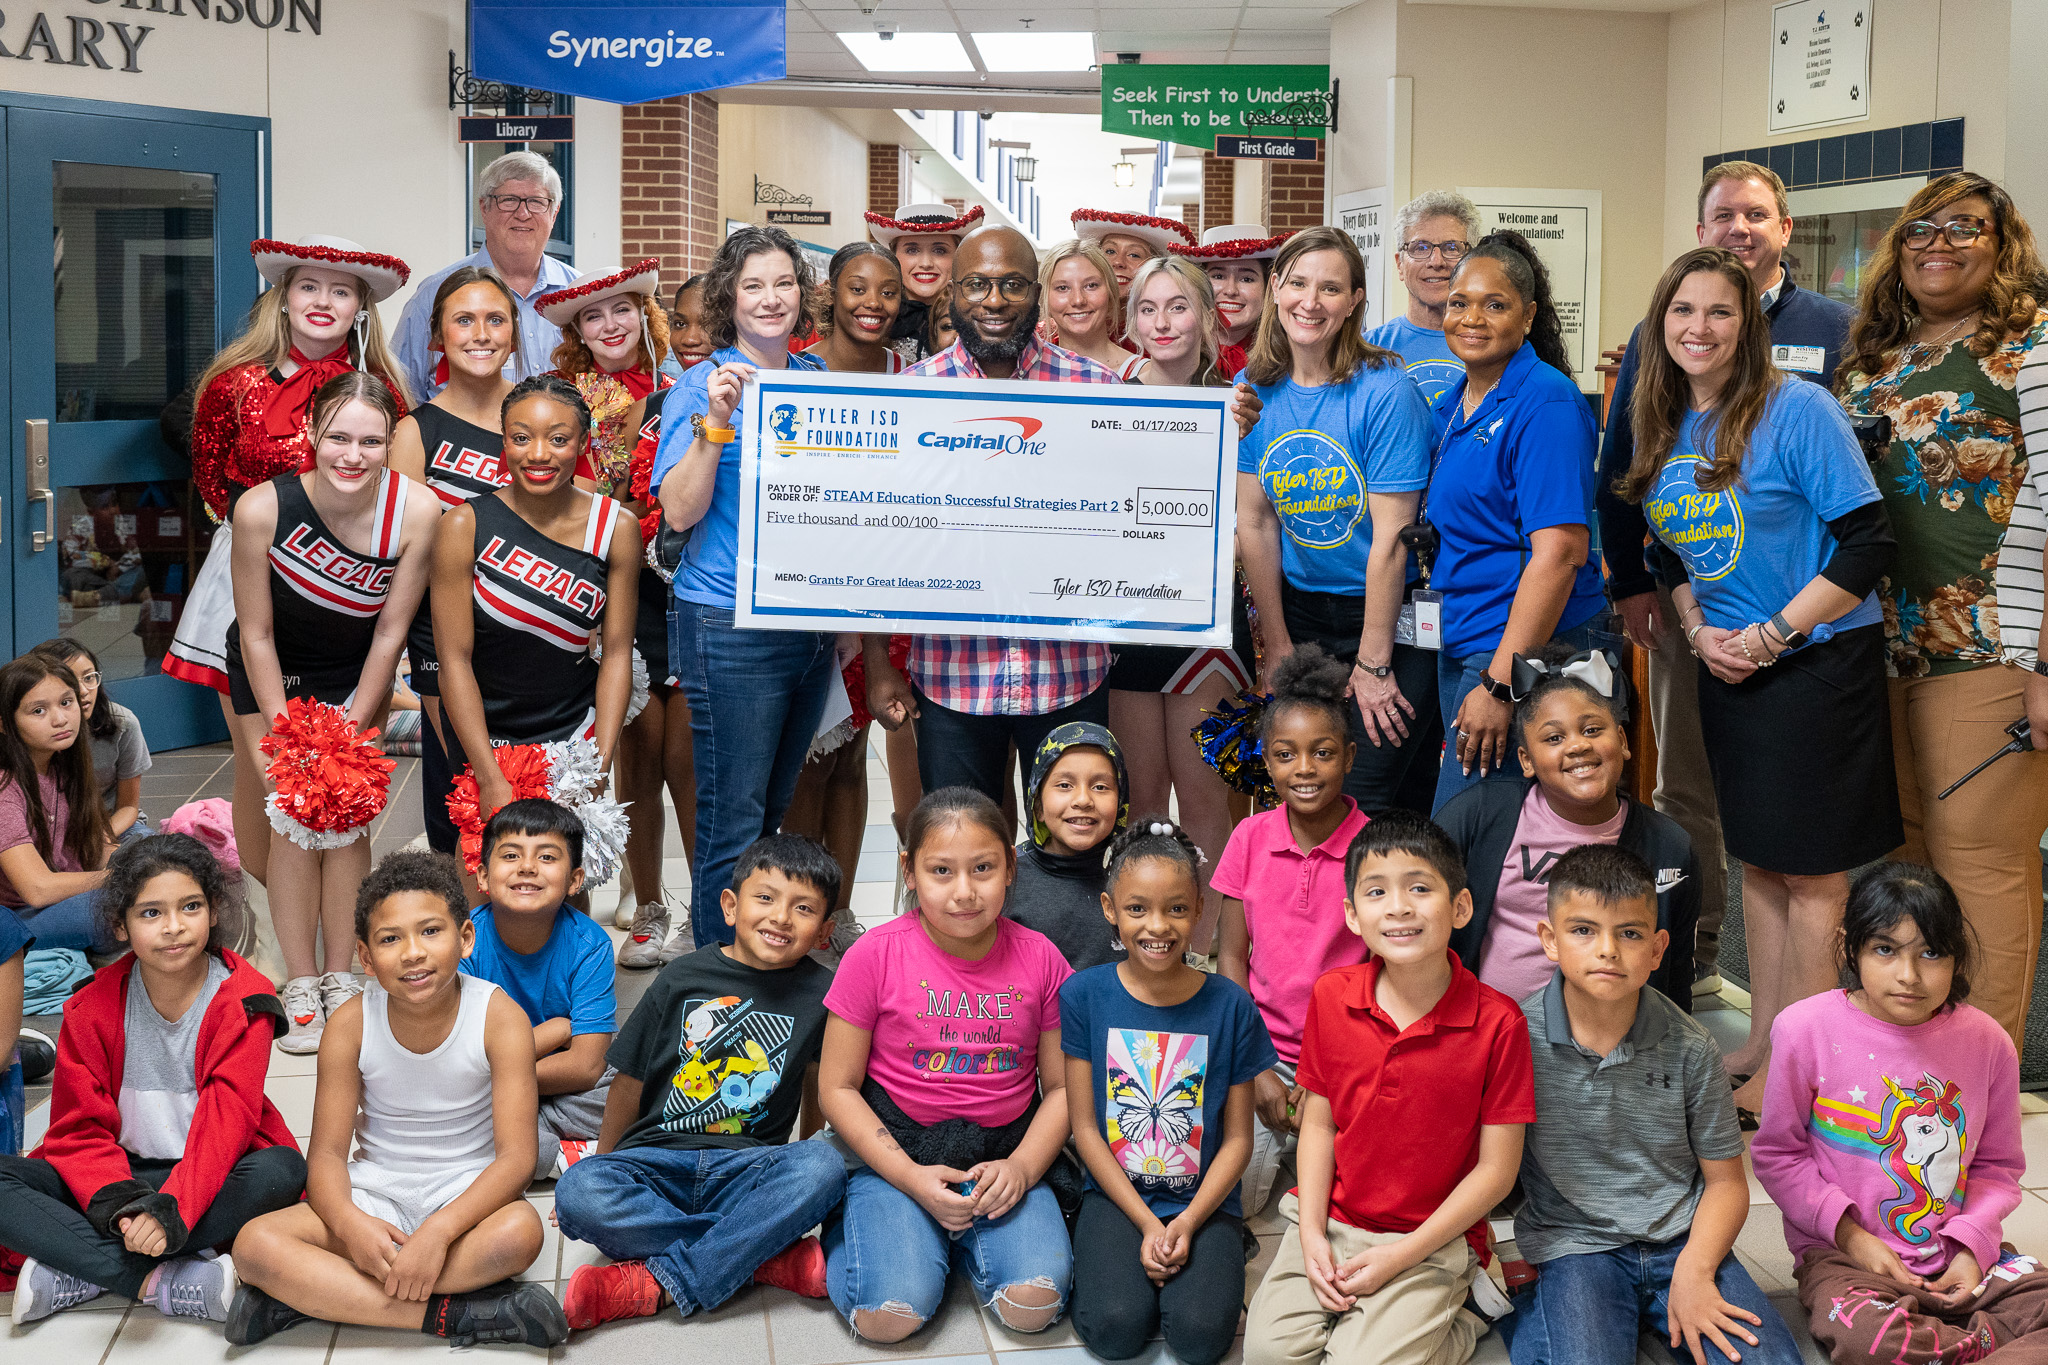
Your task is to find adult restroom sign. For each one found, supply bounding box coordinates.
[470,0,784,105]
[1102,65,1330,154]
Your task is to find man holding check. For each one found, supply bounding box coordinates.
[862,226,1121,802]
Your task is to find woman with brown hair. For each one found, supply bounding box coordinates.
[1620,246,1897,1109]
[538,260,672,497]
[1837,171,2048,1048]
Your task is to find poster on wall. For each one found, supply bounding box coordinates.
[1459,188,1603,394]
[471,0,786,105]
[1768,0,1873,134]
[1101,65,1331,155]
[1333,187,1387,334]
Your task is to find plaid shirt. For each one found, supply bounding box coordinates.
[902,335,1119,715]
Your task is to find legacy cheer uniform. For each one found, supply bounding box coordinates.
[461,491,622,746]
[405,404,508,697]
[224,470,412,716]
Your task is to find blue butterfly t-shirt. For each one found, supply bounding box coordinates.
[1059,965,1277,1218]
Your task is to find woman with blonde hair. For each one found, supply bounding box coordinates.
[165,234,411,887]
[1838,170,2048,1048]
[538,259,672,496]
[1038,239,1148,380]
[1621,245,1897,1113]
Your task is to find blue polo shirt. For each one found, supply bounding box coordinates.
[652,347,827,609]
[1364,315,1466,409]
[1428,344,1605,660]
[1642,379,1882,635]
[1238,362,1433,595]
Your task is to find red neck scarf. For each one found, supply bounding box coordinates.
[615,366,657,401]
[1218,341,1249,381]
[264,343,354,438]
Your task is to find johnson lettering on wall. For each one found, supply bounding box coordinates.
[0,0,320,74]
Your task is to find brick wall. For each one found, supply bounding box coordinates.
[622,94,720,290]
[1181,203,1201,233]
[1202,152,1235,234]
[1263,158,1326,234]
[867,143,903,218]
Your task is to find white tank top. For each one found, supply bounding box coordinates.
[353,973,499,1173]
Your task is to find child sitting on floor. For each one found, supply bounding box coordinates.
[553,833,848,1328]
[0,834,302,1325]
[227,850,565,1349]
[1009,722,1129,969]
[463,798,617,1180]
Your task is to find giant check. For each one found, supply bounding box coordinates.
[735,369,1236,645]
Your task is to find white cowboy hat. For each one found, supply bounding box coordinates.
[250,235,410,302]
[1173,224,1293,261]
[864,202,985,246]
[535,258,663,327]
[1071,209,1197,254]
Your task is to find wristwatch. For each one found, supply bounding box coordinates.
[1769,612,1836,651]
[1355,660,1392,679]
[1478,673,1516,704]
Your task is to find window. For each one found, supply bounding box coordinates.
[1785,181,1920,307]
[465,90,574,264]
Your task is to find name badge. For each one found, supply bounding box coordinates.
[1772,344,1826,375]
[1395,589,1444,651]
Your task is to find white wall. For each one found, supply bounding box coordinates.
[717,104,870,249]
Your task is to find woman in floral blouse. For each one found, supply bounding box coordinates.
[1840,171,2048,1046]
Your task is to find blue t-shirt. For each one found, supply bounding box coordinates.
[1643,379,1882,635]
[1059,966,1277,1219]
[1238,363,1433,596]
[652,347,828,609]
[1364,315,1466,408]
[1428,344,1606,659]
[463,905,618,1036]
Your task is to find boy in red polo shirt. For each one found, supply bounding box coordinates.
[1244,811,1534,1365]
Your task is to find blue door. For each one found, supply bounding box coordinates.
[4,93,266,751]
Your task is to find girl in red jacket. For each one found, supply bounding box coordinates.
[0,834,304,1325]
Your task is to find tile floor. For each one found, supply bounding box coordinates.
[13,735,2048,1365]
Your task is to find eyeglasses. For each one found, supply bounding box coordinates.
[76,670,100,688]
[1400,239,1469,262]
[1899,216,1990,250]
[956,275,1036,304]
[484,194,556,217]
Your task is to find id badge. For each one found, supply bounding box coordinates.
[1395,590,1444,651]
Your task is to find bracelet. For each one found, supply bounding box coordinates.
[1737,624,1777,667]
[691,412,737,444]
[1685,623,1708,653]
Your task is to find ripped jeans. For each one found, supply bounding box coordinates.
[823,1166,1071,1338]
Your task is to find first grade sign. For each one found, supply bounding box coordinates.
[1101,64,1330,154]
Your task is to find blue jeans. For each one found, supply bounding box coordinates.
[823,1166,1071,1336]
[553,1139,847,1314]
[1499,1240,1804,1365]
[16,887,112,952]
[1433,617,1601,813]
[671,601,836,946]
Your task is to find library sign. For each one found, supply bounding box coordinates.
[0,0,323,73]
[1102,64,1331,154]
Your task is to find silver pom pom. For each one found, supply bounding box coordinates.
[265,792,371,851]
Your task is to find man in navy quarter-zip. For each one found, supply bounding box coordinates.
[1595,161,1854,997]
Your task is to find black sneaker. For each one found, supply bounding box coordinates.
[224,1283,315,1346]
[423,1282,568,1348]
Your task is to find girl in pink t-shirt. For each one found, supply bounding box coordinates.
[0,654,113,951]
[818,787,1073,1343]
[1751,862,2048,1361]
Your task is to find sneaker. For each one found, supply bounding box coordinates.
[562,1261,663,1329]
[1693,967,1725,997]
[318,970,362,1015]
[828,908,864,957]
[18,1026,55,1084]
[11,1256,103,1324]
[657,909,693,964]
[142,1252,237,1321]
[617,903,671,969]
[550,1139,593,1179]
[276,975,324,1055]
[752,1235,827,1298]
[424,1281,569,1348]
[224,1283,314,1346]
[612,899,641,930]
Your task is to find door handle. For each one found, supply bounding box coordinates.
[25,418,53,551]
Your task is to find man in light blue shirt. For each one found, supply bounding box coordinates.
[393,150,580,399]
[1364,190,1480,407]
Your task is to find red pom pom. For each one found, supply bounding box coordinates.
[260,698,395,841]
[627,439,657,505]
[446,744,554,875]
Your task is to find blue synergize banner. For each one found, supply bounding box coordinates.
[470,0,785,105]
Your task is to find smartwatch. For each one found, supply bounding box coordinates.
[1478,673,1516,704]
[1769,613,1836,652]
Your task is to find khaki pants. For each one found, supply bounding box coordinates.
[1244,1195,1484,1365]
[1890,664,2048,1048]
[1648,585,1729,970]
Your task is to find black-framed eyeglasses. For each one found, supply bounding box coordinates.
[484,193,556,217]
[957,275,1036,303]
[1899,216,1990,250]
[1400,239,1469,262]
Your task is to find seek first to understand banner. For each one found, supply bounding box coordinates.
[736,370,1236,646]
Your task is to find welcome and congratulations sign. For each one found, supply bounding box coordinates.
[470,0,785,104]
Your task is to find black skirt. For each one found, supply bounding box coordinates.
[1696,622,1902,875]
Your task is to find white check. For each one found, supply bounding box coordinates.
[735,369,1236,645]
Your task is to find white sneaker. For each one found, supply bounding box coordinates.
[317,971,362,1016]
[617,903,670,969]
[277,975,324,1055]
[657,912,694,965]
[828,908,864,957]
[612,900,640,930]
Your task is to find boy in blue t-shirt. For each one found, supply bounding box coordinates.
[463,799,618,1180]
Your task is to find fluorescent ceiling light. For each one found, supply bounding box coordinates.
[836,31,974,71]
[971,31,1097,72]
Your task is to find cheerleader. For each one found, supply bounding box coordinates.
[862,201,983,364]
[430,375,640,838]
[1172,224,1289,380]
[167,235,411,888]
[224,373,438,1053]
[386,267,519,855]
[538,260,671,497]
